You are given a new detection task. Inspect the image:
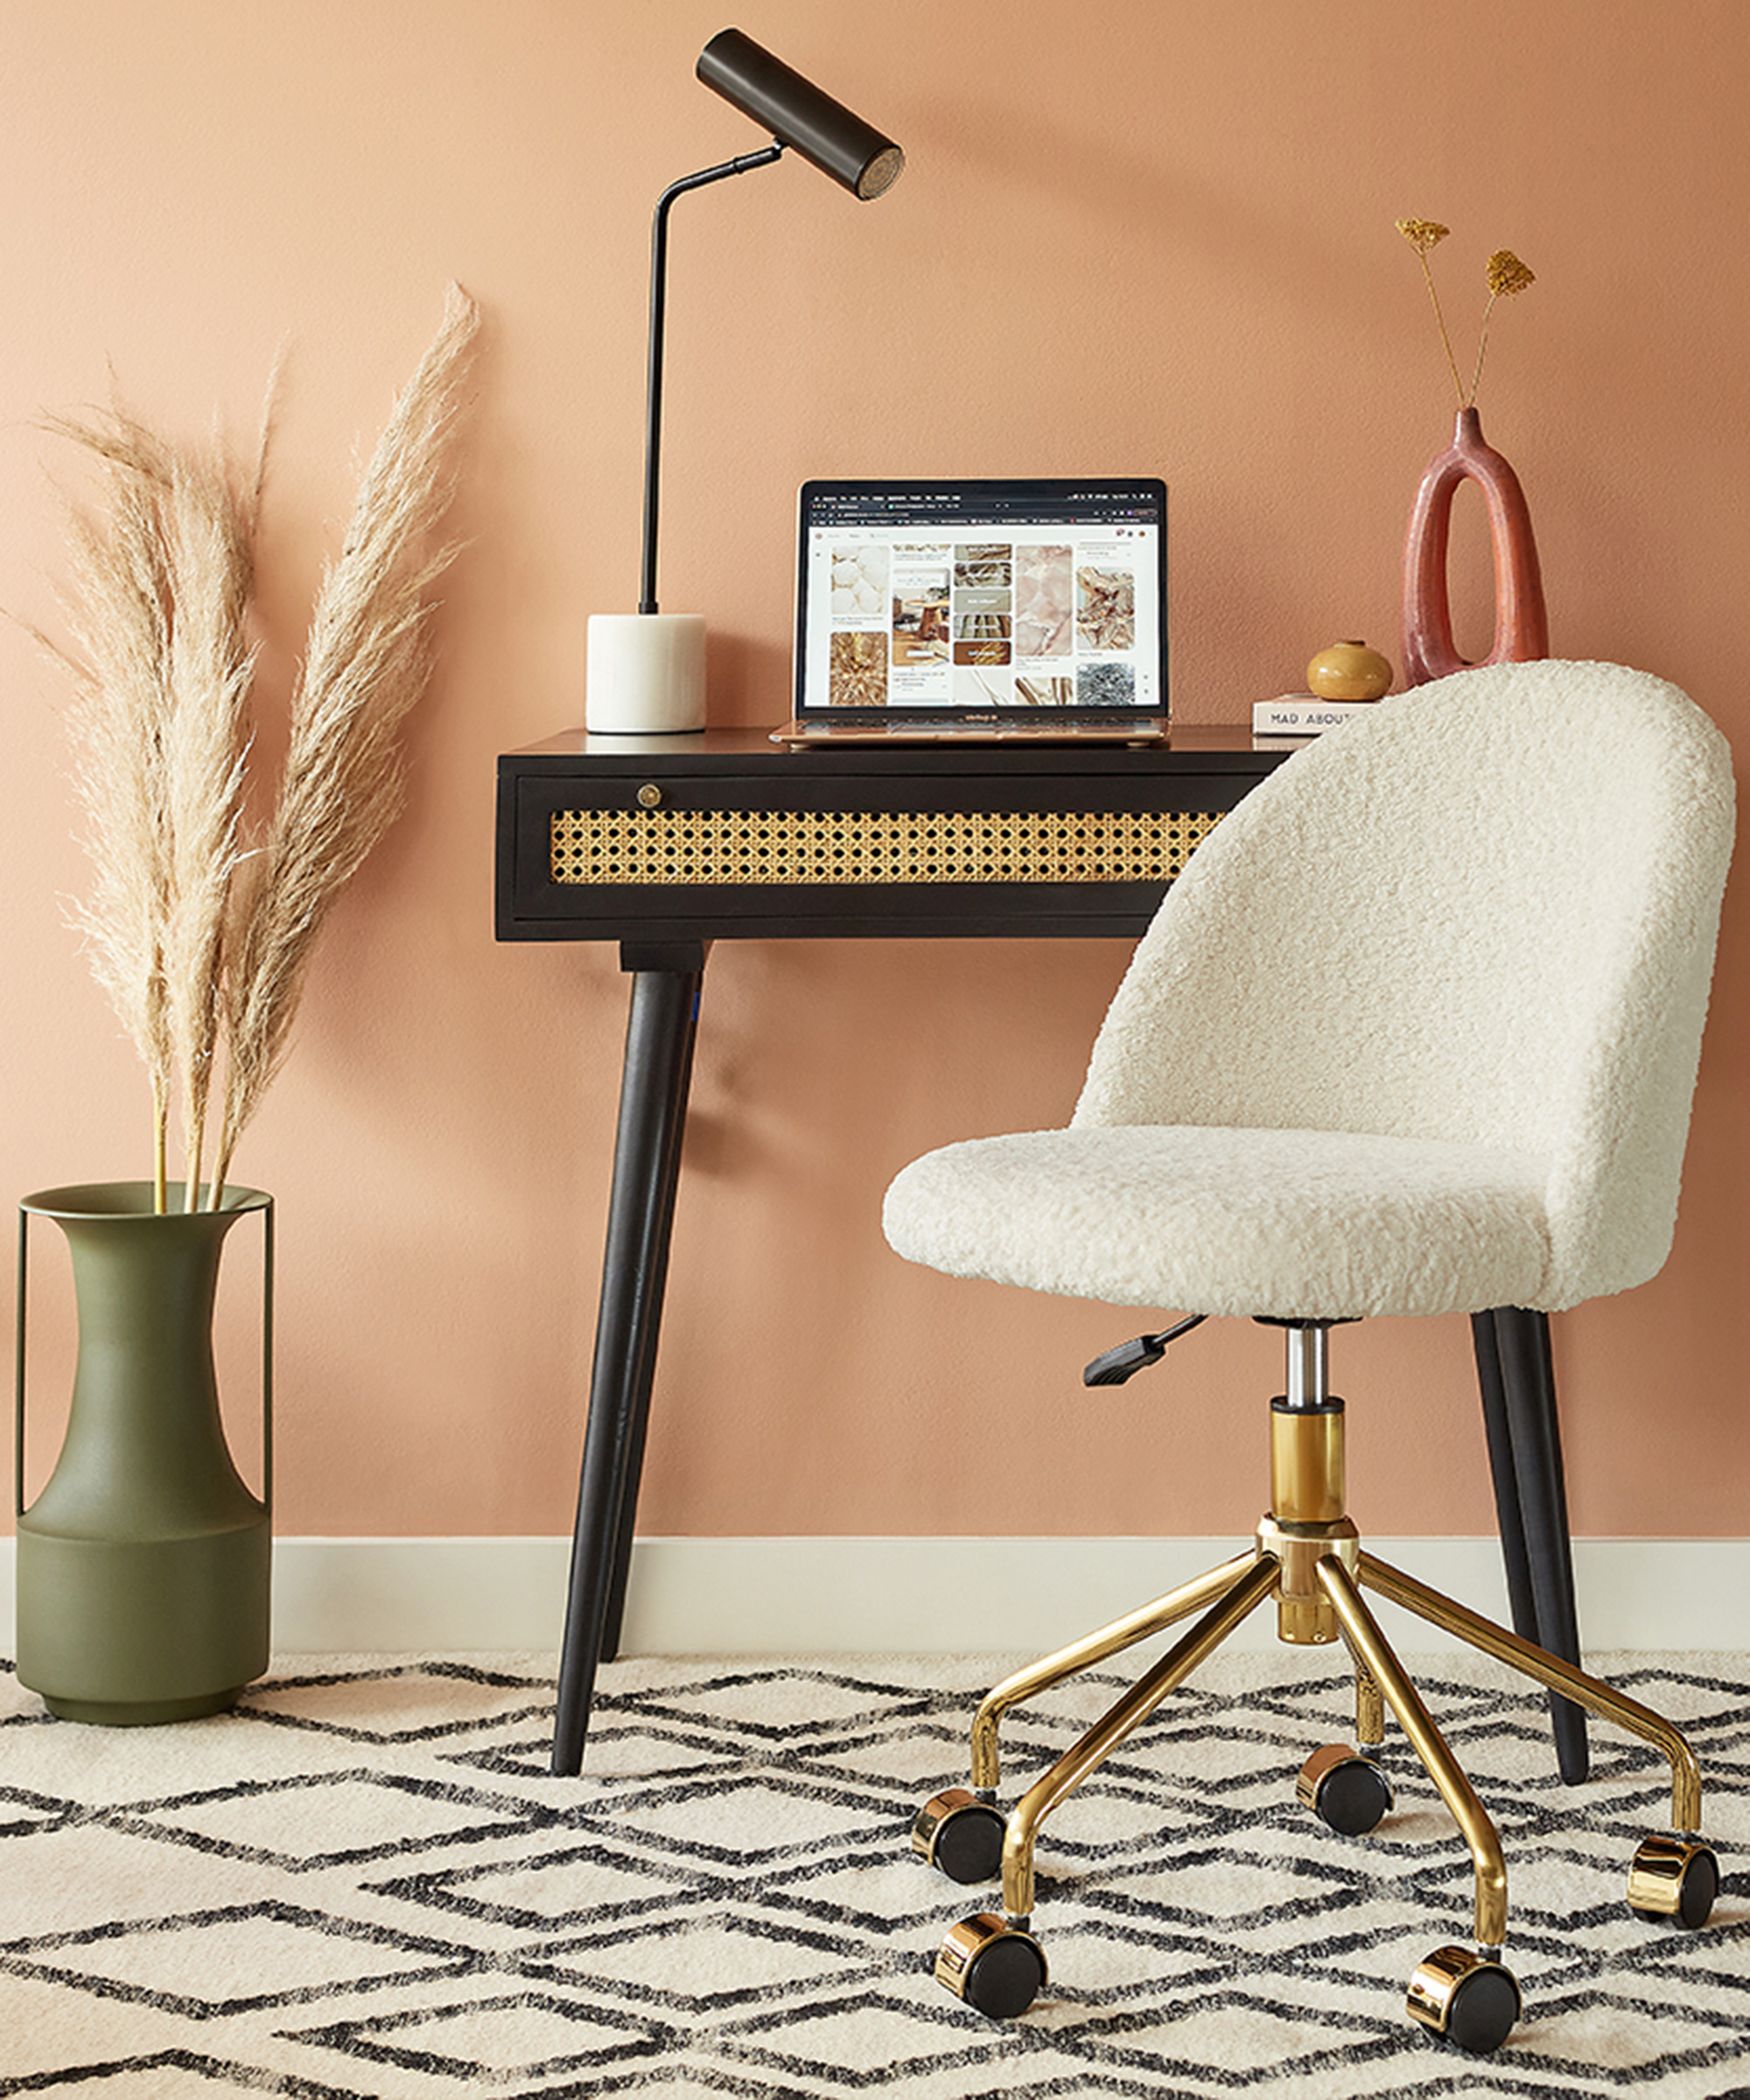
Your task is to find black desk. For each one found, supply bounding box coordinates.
[495,727,1584,1777]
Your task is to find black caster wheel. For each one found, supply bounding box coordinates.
[1297,1744,1394,1836]
[934,1913,1047,2019]
[1407,1946,1521,2054]
[912,1789,1005,1885]
[1628,1836,1718,1928]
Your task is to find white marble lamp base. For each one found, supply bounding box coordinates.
[586,612,707,734]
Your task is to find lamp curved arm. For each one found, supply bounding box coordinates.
[640,145,785,614]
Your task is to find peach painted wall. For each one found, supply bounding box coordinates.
[1,1,1745,1546]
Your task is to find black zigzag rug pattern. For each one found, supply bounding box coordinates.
[0,1645,1746,2096]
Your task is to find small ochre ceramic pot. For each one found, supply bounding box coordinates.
[1306,640,1394,701]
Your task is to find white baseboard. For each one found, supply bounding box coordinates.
[4,1536,1742,1656]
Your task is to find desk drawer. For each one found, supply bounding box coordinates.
[497,748,1284,942]
[551,802,1219,888]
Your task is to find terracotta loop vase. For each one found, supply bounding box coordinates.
[14,1181,274,1726]
[1401,406,1548,687]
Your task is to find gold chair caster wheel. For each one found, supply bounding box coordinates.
[934,1913,1047,2020]
[1297,1743,1394,1836]
[1407,1946,1521,2054]
[1628,1835,1718,1928]
[912,1788,1005,1885]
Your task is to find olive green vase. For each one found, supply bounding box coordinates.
[15,1181,273,1726]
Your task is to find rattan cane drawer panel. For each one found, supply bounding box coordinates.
[550,808,1222,886]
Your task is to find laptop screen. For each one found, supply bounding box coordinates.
[794,477,1167,724]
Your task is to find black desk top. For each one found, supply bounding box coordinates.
[500,722,1285,775]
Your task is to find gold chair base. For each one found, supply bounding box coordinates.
[920,1530,1715,2048]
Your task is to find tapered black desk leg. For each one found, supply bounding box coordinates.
[600,956,704,1660]
[1495,1306,1588,1781]
[1472,1306,1589,1782]
[1474,1312,1539,1636]
[551,945,705,1776]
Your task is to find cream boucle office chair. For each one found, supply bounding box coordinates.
[885,661,1735,2054]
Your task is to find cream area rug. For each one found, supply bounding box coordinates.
[0,1647,1746,2096]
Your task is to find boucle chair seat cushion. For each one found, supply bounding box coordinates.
[883,1124,1552,1320]
[881,662,1734,1326]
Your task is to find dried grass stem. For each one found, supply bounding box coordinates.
[32,286,479,1208]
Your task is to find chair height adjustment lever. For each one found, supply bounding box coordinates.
[1082,1314,1207,1387]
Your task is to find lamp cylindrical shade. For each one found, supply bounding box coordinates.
[696,29,904,200]
[587,613,707,734]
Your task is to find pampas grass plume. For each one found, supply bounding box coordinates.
[212,284,479,1199]
[33,285,480,1209]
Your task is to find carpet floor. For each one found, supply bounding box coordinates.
[0,1645,1746,2096]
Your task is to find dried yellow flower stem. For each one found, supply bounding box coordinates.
[1397,220,1536,411]
[1397,217,1465,408]
[1467,249,1536,409]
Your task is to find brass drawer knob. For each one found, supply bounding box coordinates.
[636,783,663,808]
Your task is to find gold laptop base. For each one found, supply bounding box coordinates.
[910,1329,1717,2052]
[770,718,1168,748]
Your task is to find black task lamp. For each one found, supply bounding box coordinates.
[586,28,906,733]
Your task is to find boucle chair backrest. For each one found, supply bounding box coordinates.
[1073,662,1735,1310]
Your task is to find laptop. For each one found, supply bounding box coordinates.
[772,476,1168,745]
